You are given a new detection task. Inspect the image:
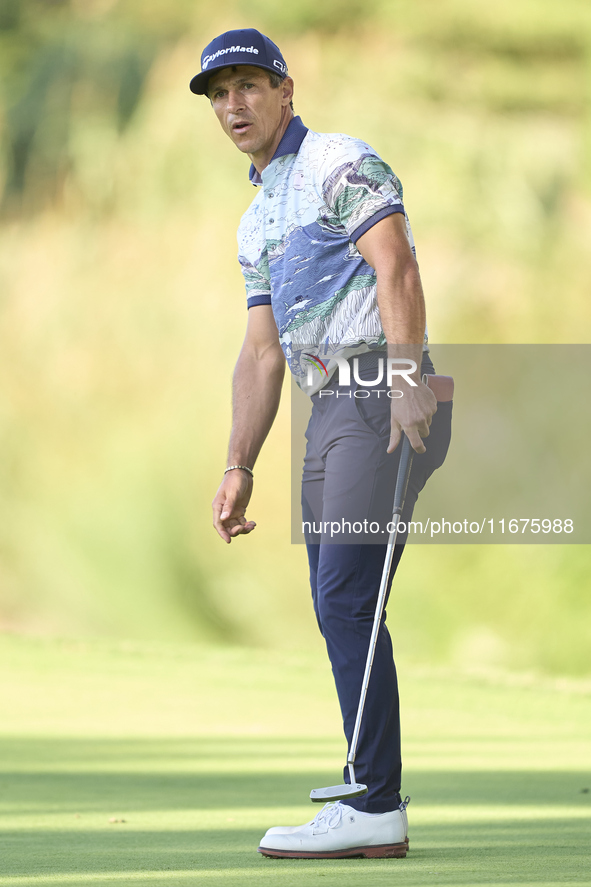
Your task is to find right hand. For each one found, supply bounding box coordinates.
[212,469,256,544]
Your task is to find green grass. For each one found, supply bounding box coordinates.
[0,634,590,885]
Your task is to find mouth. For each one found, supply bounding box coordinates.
[232,120,252,135]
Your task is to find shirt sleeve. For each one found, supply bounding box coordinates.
[238,251,272,309]
[322,149,406,244]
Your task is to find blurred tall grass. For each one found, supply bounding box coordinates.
[1,0,590,672]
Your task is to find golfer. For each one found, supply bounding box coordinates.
[193,28,452,859]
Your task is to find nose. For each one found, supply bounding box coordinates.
[227,88,245,114]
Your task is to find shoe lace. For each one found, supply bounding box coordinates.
[311,801,345,829]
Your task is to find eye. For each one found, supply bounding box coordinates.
[243,82,255,90]
[211,89,226,100]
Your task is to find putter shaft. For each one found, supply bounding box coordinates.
[347,435,414,768]
[310,431,417,803]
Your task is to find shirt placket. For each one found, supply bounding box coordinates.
[262,167,279,231]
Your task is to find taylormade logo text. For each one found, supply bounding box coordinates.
[202,46,259,69]
[308,357,418,393]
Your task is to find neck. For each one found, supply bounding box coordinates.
[249,108,294,175]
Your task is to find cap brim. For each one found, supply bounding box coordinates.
[189,71,211,95]
[189,63,285,96]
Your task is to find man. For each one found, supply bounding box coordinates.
[191,28,452,859]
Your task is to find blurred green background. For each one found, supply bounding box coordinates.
[1,0,590,674]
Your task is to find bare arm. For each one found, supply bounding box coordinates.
[212,305,285,543]
[356,212,437,454]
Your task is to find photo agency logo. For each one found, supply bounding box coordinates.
[303,352,329,379]
[304,354,419,397]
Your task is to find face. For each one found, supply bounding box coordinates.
[208,65,293,163]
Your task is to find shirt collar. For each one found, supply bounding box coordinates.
[248,115,309,185]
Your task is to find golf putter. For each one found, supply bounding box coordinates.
[309,373,453,803]
[310,431,416,803]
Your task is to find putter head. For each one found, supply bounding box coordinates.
[310,782,368,803]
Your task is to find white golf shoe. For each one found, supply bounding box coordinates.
[258,798,410,859]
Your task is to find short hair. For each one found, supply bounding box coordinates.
[267,71,294,111]
[267,72,283,89]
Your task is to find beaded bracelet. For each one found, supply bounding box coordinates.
[224,464,254,478]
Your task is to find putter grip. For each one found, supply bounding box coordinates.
[393,435,413,512]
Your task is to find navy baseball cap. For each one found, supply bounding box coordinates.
[190,28,288,96]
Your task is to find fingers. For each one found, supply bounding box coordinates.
[212,498,232,543]
[388,382,436,455]
[213,489,239,543]
[212,489,256,544]
[405,426,427,454]
[388,416,433,453]
[228,520,256,537]
[388,417,433,454]
[387,422,401,454]
[214,513,257,543]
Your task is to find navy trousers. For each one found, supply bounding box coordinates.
[302,356,452,813]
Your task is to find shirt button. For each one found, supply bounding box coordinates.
[268,218,274,223]
[268,192,274,198]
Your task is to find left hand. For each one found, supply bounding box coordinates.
[387,379,437,454]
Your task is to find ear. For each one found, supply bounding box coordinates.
[281,76,294,107]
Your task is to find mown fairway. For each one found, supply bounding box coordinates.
[0,634,589,886]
